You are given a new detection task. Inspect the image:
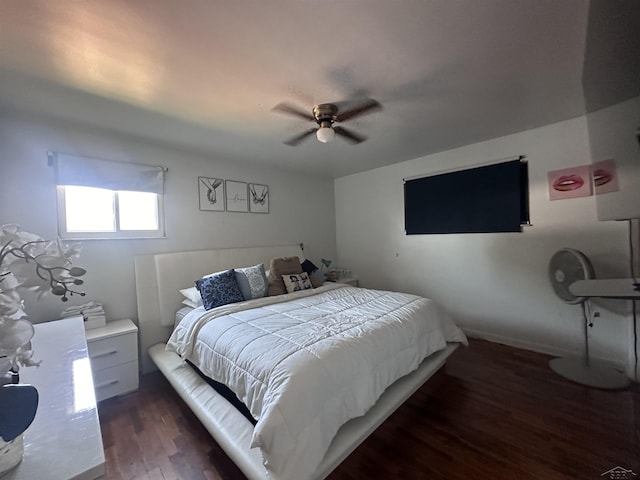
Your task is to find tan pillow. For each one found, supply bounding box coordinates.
[268,256,302,296]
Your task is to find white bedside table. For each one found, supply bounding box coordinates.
[85,318,139,402]
[338,277,358,287]
[337,277,359,287]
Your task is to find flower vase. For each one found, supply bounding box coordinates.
[0,371,22,476]
[0,374,39,477]
[0,434,23,476]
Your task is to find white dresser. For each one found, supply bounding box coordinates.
[85,318,139,402]
[5,316,105,480]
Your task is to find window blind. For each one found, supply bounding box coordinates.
[404,158,529,234]
[53,153,166,194]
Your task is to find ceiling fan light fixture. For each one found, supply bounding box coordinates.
[316,126,334,143]
[274,98,379,146]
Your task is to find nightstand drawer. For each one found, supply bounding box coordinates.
[87,332,137,371]
[92,361,139,402]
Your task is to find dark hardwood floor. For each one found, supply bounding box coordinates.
[98,339,640,480]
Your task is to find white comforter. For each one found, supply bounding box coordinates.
[167,283,467,480]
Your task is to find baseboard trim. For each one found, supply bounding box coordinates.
[461,327,628,372]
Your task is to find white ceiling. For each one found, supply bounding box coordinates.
[0,1,632,178]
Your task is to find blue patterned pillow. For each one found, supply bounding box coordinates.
[234,263,268,300]
[195,269,244,310]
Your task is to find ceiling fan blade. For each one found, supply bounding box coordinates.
[334,126,366,144]
[335,98,381,122]
[272,102,315,121]
[284,128,317,146]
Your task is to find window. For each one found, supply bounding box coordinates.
[54,153,166,240]
[58,186,164,239]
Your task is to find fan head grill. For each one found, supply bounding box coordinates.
[548,248,594,304]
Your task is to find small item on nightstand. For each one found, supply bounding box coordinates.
[334,268,352,280]
[60,301,107,330]
[325,268,352,282]
[325,272,338,282]
[83,315,106,330]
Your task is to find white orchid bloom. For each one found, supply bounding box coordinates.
[1,225,86,375]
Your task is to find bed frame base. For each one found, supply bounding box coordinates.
[149,342,458,480]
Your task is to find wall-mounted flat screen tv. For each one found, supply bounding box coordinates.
[404,158,529,234]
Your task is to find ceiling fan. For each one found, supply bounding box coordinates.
[272,98,381,146]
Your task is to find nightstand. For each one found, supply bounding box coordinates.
[339,277,359,287]
[85,318,139,402]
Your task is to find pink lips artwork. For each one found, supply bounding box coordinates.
[548,165,592,200]
[553,174,584,192]
[592,159,619,194]
[593,169,612,187]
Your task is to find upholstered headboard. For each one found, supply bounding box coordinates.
[135,245,304,373]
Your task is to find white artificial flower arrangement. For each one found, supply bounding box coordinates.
[0,225,86,377]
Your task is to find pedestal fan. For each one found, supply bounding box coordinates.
[548,248,630,389]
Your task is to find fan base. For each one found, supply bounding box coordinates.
[549,357,630,389]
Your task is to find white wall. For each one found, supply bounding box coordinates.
[335,115,634,373]
[587,96,640,221]
[0,113,336,325]
[3,108,635,376]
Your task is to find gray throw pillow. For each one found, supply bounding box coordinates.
[235,263,268,300]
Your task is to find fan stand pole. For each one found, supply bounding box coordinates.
[549,300,630,389]
[582,302,590,367]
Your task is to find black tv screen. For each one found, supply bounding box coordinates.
[404,159,529,234]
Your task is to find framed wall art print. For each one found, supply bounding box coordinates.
[198,177,225,211]
[547,165,592,201]
[225,180,248,212]
[249,183,269,213]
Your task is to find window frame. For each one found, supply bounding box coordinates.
[56,185,166,240]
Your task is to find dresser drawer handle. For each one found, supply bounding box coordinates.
[92,350,118,359]
[95,379,119,389]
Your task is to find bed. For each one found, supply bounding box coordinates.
[135,245,466,480]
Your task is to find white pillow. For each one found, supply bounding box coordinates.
[181,298,201,309]
[179,287,203,308]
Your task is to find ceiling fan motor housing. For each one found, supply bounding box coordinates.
[313,104,338,126]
